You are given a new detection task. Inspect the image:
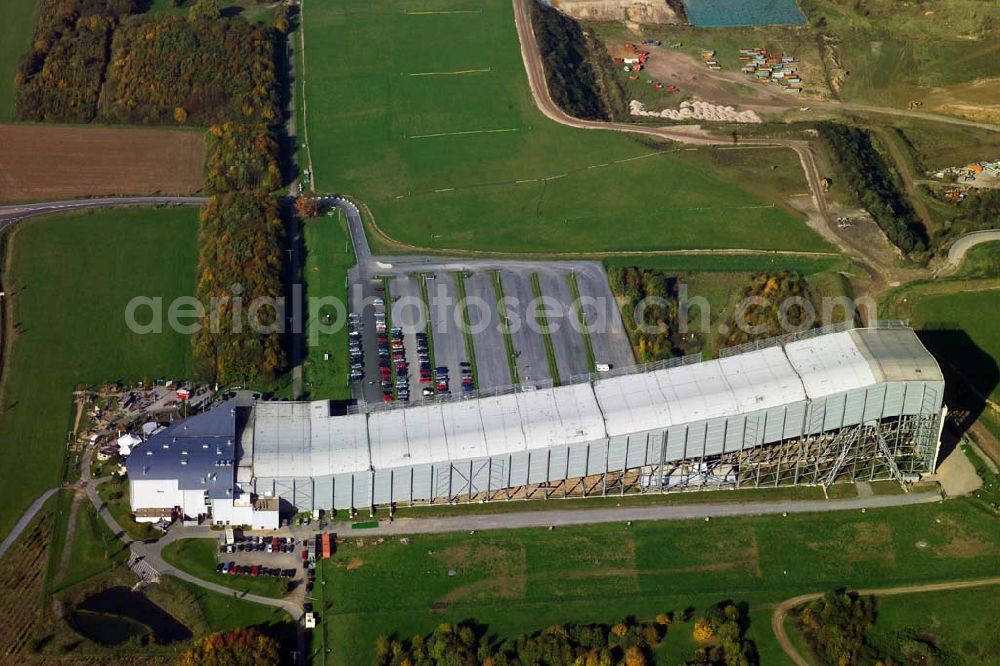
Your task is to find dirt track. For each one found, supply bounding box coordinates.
[0,124,205,202]
[771,577,1000,665]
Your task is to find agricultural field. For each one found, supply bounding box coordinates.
[0,207,197,539]
[302,0,829,255]
[0,124,205,203]
[0,0,36,121]
[0,491,59,658]
[316,499,1000,664]
[303,211,355,400]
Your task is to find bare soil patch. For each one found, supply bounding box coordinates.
[0,124,205,202]
[345,558,365,571]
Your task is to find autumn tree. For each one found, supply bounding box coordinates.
[693,619,714,642]
[176,627,279,666]
[188,0,221,21]
[295,197,322,218]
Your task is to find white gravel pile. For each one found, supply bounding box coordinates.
[629,99,762,123]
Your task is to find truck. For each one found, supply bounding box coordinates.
[596,363,612,372]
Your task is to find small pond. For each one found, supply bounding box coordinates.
[71,587,192,646]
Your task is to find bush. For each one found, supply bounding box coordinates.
[720,270,816,348]
[796,589,883,666]
[98,14,279,126]
[608,266,691,363]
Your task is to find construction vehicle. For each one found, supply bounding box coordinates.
[651,81,664,90]
[624,43,636,51]
[666,85,680,93]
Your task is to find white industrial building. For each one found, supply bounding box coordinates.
[126,402,279,529]
[127,324,946,519]
[245,324,945,512]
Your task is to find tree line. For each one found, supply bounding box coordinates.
[374,602,755,665]
[205,123,282,194]
[529,1,628,122]
[818,123,929,255]
[192,193,286,385]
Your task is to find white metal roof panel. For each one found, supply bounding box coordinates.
[784,331,877,399]
[516,383,605,450]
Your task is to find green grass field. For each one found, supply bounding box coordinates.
[0,207,197,539]
[867,585,1000,664]
[161,539,291,599]
[303,0,828,255]
[317,499,1000,664]
[302,211,355,400]
[0,0,36,121]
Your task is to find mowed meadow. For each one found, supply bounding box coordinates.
[0,207,197,537]
[317,500,1000,663]
[303,0,829,254]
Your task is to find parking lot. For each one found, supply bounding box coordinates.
[348,260,635,405]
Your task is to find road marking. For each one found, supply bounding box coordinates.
[544,173,567,181]
[587,163,609,169]
[434,188,455,193]
[406,68,491,77]
[515,179,537,184]
[408,128,519,139]
[613,151,663,164]
[406,9,482,14]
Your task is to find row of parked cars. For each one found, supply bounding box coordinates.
[348,313,364,382]
[379,324,410,402]
[218,562,297,578]
[219,535,297,554]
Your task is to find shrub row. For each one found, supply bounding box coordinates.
[530,1,623,121]
[819,122,929,254]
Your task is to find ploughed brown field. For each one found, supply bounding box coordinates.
[0,124,205,202]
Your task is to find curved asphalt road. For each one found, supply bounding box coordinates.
[0,196,207,232]
[938,229,1000,275]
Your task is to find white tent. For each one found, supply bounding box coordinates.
[117,433,142,457]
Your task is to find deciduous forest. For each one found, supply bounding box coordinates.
[205,123,282,193]
[98,14,279,126]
